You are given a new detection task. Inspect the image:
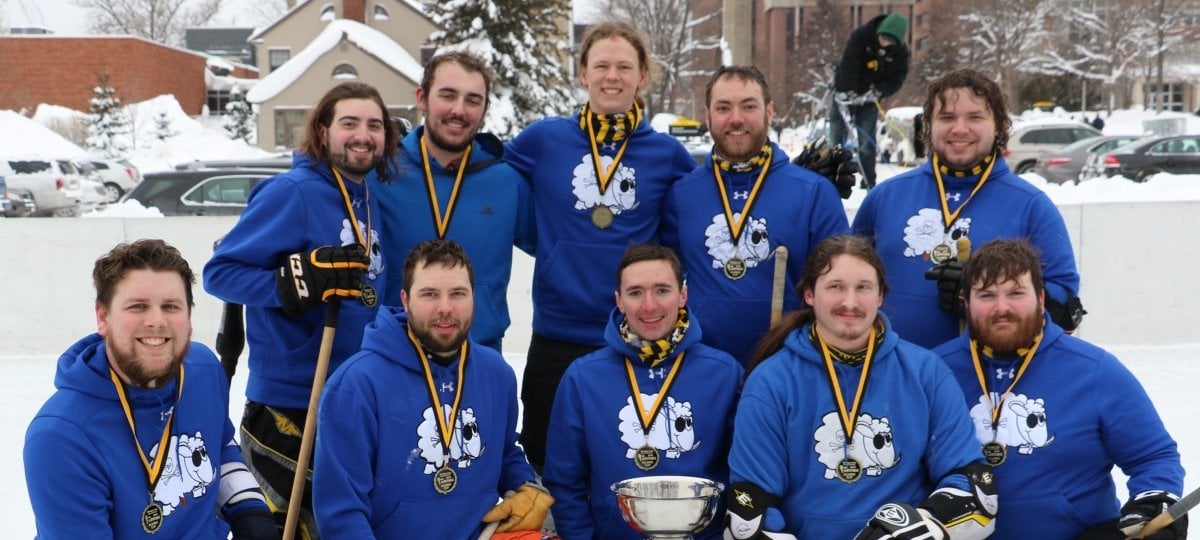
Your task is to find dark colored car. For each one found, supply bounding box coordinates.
[1098,134,1200,182]
[121,168,281,216]
[1031,135,1140,184]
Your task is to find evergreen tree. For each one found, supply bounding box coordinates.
[427,0,574,139]
[223,85,255,145]
[87,71,131,158]
[154,111,177,141]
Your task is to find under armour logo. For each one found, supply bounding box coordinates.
[161,405,175,422]
[441,382,456,393]
[648,367,667,379]
[732,191,749,200]
[946,193,962,203]
[602,142,618,152]
[996,367,1015,379]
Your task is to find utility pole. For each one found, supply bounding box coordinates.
[722,0,753,66]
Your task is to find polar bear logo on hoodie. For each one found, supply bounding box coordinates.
[704,213,771,270]
[970,393,1055,455]
[571,154,639,215]
[416,405,485,474]
[902,208,971,260]
[813,411,899,479]
[617,394,701,461]
[150,431,215,517]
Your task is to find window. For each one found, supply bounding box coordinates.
[184,176,258,205]
[332,62,358,80]
[269,48,291,72]
[1144,82,1186,112]
[374,4,390,20]
[207,89,231,116]
[275,109,309,150]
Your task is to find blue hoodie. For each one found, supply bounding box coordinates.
[204,151,386,409]
[662,142,849,364]
[25,334,264,538]
[934,316,1183,539]
[313,307,535,538]
[728,316,983,538]
[852,156,1080,348]
[506,113,697,345]
[544,308,743,539]
[372,127,535,351]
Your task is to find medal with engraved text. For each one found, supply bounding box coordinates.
[983,441,1007,466]
[633,445,660,471]
[591,205,614,229]
[836,458,862,483]
[433,464,458,494]
[723,257,746,280]
[141,501,164,534]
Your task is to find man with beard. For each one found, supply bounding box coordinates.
[205,81,398,536]
[725,235,995,540]
[373,51,534,353]
[852,68,1083,349]
[935,239,1185,540]
[662,65,848,365]
[544,244,742,539]
[313,239,552,537]
[25,239,277,539]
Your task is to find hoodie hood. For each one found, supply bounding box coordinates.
[360,306,424,373]
[54,333,179,404]
[780,314,900,366]
[601,306,703,361]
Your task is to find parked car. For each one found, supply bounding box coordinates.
[1030,135,1140,184]
[1005,122,1102,174]
[76,158,141,203]
[122,168,281,216]
[1095,134,1200,182]
[78,179,111,214]
[0,157,83,216]
[174,155,292,171]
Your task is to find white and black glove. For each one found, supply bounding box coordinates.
[724,481,797,540]
[854,502,946,540]
[1119,490,1187,539]
[275,245,370,316]
[860,89,882,104]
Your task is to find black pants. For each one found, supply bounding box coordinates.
[240,401,319,539]
[519,332,602,471]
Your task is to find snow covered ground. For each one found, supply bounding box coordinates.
[5,100,1200,535]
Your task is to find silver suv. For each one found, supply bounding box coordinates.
[0,157,83,216]
[1005,122,1101,174]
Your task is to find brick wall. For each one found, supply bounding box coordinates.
[0,36,207,114]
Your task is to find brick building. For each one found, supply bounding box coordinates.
[0,35,208,115]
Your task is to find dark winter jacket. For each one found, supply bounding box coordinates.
[834,14,911,98]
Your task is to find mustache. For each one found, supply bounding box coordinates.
[833,307,867,318]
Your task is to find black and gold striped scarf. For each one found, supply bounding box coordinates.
[808,318,887,366]
[620,307,691,368]
[715,144,772,173]
[579,102,642,144]
[937,152,995,178]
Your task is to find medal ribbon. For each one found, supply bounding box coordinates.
[969,329,1044,431]
[583,103,637,202]
[622,352,686,437]
[408,327,468,459]
[110,365,184,496]
[331,167,371,248]
[817,326,877,446]
[712,146,773,247]
[932,152,996,231]
[419,135,472,238]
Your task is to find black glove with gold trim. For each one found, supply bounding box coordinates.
[275,245,369,316]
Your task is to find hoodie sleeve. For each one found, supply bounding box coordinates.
[25,417,118,539]
[513,169,537,257]
[875,45,910,98]
[543,367,595,539]
[203,174,312,308]
[834,23,874,93]
[1024,191,1080,306]
[313,365,380,538]
[1095,352,1184,496]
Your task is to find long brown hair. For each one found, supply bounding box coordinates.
[298,81,399,180]
[920,68,1011,156]
[746,236,888,374]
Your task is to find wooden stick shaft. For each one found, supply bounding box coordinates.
[771,246,789,326]
[282,301,341,540]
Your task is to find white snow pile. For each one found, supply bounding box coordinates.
[0,109,90,159]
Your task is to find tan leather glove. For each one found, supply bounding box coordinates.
[481,484,555,532]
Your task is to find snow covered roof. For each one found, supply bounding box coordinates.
[248,0,435,42]
[246,19,424,104]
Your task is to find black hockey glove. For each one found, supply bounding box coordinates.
[1045,294,1087,332]
[1118,490,1187,539]
[792,141,855,199]
[924,260,966,319]
[276,245,369,316]
[854,502,947,540]
[229,507,280,540]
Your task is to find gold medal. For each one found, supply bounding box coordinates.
[360,283,378,307]
[929,243,953,264]
[983,441,1007,466]
[633,445,660,471]
[836,458,862,483]
[141,501,163,534]
[433,464,458,494]
[723,257,746,280]
[591,205,614,229]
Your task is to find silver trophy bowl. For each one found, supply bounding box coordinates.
[610,475,724,539]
